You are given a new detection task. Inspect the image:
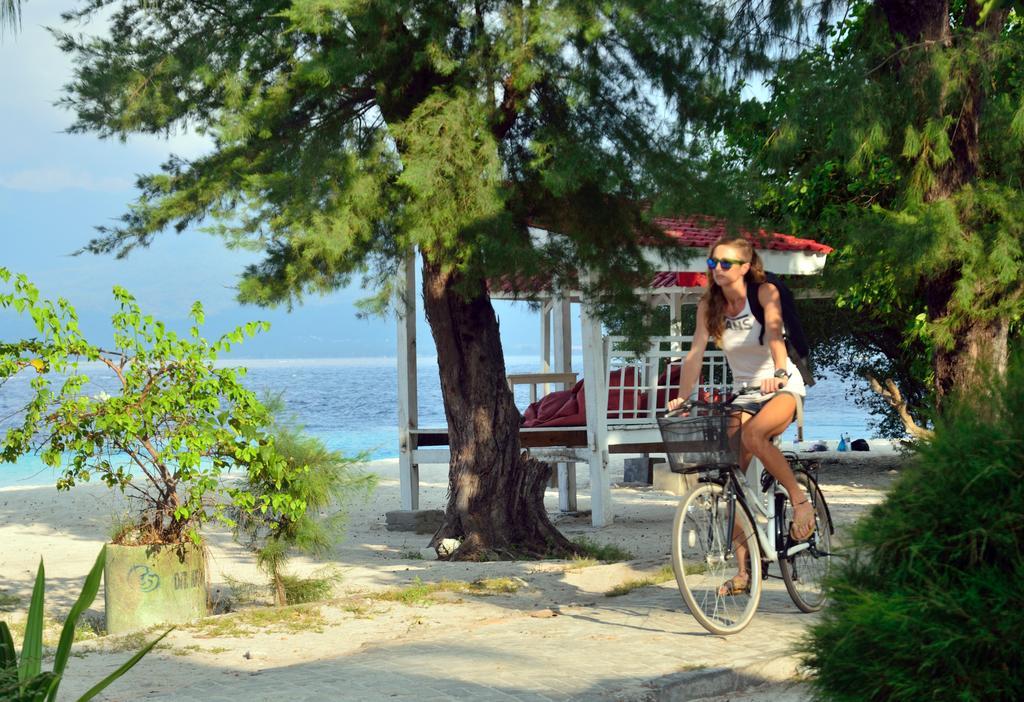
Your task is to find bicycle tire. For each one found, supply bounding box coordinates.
[672,481,762,635]
[780,469,833,613]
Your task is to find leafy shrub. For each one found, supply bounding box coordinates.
[232,403,376,605]
[0,269,311,545]
[801,357,1024,701]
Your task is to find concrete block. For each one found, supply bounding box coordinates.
[623,456,658,484]
[385,509,445,534]
[653,462,698,495]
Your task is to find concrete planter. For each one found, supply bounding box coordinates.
[104,542,207,635]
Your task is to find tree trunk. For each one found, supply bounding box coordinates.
[882,0,1011,406]
[933,316,1008,404]
[420,256,578,560]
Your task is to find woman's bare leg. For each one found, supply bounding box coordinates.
[741,393,814,539]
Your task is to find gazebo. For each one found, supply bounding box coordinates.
[395,217,832,527]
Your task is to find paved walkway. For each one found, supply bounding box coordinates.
[59,563,811,702]
[21,457,901,701]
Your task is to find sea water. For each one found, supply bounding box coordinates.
[0,356,882,488]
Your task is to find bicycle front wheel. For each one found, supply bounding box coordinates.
[780,469,833,612]
[672,481,762,635]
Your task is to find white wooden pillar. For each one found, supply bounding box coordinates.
[396,251,419,510]
[580,287,611,527]
[669,292,683,352]
[540,300,552,373]
[552,297,576,512]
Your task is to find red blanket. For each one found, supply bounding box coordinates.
[522,365,684,427]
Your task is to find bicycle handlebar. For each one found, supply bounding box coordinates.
[664,386,763,418]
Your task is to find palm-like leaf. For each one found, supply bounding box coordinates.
[1,548,168,701]
[18,561,45,683]
[0,0,21,35]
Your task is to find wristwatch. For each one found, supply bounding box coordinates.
[774,368,791,379]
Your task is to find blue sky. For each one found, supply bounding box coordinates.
[0,0,540,359]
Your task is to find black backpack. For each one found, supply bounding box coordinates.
[746,272,815,386]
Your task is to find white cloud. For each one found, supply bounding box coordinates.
[0,167,134,192]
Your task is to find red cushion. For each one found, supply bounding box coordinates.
[522,387,580,427]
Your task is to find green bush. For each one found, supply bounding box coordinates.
[0,269,312,545]
[801,357,1024,701]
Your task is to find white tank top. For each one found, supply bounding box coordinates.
[717,297,806,396]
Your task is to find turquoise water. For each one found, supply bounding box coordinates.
[0,357,879,488]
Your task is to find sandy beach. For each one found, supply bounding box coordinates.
[0,445,910,701]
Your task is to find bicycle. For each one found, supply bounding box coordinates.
[657,393,835,635]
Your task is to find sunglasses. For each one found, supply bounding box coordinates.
[706,257,748,270]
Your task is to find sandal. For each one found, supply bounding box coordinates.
[789,498,815,542]
[717,573,751,596]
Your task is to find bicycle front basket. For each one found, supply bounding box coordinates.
[657,413,741,474]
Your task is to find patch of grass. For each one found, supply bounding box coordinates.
[280,572,337,604]
[369,577,523,606]
[340,602,371,618]
[565,556,600,571]
[570,536,634,562]
[171,644,203,657]
[399,549,424,560]
[0,591,21,611]
[604,565,675,597]
[470,577,522,594]
[189,604,326,638]
[99,629,161,654]
[169,643,230,657]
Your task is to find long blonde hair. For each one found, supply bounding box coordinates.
[703,235,766,341]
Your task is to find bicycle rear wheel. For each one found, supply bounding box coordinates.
[780,469,833,612]
[672,481,762,635]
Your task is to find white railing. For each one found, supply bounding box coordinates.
[604,335,732,425]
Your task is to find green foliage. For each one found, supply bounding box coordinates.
[801,355,1024,701]
[232,399,376,605]
[0,547,169,702]
[727,1,1024,405]
[0,268,311,544]
[55,0,825,339]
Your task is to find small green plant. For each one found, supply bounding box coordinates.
[570,536,634,562]
[231,400,376,605]
[0,269,313,546]
[0,546,169,701]
[604,565,674,597]
[278,572,337,605]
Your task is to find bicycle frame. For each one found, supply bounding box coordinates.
[711,453,811,565]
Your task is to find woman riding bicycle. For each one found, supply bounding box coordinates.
[667,234,814,596]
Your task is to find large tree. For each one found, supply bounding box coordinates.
[55,0,806,559]
[729,0,1024,418]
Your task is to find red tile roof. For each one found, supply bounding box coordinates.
[652,216,833,255]
[491,217,831,295]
